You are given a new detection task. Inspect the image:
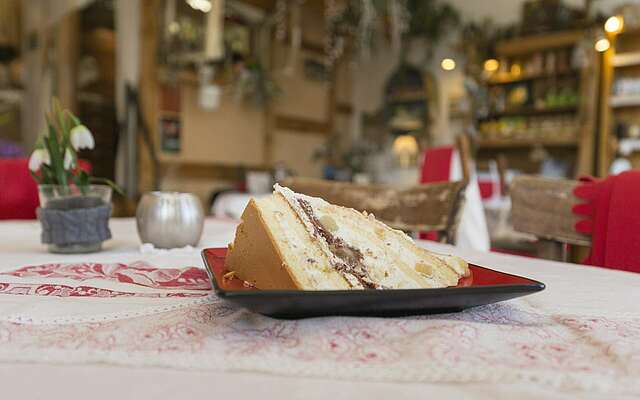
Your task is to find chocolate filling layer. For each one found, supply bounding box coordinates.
[297,199,380,289]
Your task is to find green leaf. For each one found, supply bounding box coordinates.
[71,173,89,196]
[79,170,90,187]
[40,164,53,183]
[64,110,81,126]
[90,177,125,197]
[45,116,68,186]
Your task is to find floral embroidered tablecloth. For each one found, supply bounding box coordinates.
[1,218,640,398]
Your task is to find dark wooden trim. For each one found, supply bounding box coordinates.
[335,102,354,115]
[274,115,329,135]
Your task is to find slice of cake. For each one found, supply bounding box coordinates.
[225,184,469,290]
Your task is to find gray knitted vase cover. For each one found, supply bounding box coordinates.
[37,205,112,245]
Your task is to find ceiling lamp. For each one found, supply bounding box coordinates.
[484,59,499,73]
[441,58,456,71]
[595,37,611,53]
[605,15,624,34]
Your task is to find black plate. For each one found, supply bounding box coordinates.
[202,248,545,318]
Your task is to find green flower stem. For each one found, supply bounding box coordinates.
[90,177,125,197]
[45,120,68,187]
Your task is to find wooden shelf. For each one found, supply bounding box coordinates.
[478,138,578,149]
[486,70,578,86]
[612,52,640,68]
[479,29,598,178]
[495,30,583,56]
[610,95,640,108]
[482,105,578,119]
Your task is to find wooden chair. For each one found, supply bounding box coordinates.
[281,177,467,244]
[510,175,591,261]
[455,133,472,182]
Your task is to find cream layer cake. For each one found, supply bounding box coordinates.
[225,184,469,290]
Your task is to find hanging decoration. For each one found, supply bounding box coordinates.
[357,0,376,61]
[323,0,459,68]
[323,0,346,68]
[388,0,409,55]
[274,0,288,42]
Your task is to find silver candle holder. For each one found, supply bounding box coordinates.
[136,192,204,249]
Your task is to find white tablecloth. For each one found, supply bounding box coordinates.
[0,218,639,400]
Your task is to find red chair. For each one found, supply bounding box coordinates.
[419,141,491,251]
[0,158,40,219]
[419,146,457,241]
[0,158,93,220]
[419,146,457,184]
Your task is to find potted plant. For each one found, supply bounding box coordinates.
[28,99,121,254]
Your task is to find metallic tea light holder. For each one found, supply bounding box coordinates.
[136,192,204,249]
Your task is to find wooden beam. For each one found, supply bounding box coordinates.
[274,115,329,135]
[575,31,600,177]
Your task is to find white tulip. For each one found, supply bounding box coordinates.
[70,125,95,150]
[63,148,75,170]
[28,149,51,172]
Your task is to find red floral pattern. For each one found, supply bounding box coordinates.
[0,282,206,298]
[0,300,639,395]
[1,262,211,291]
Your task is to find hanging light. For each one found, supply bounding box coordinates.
[186,0,212,13]
[484,59,499,73]
[441,58,456,71]
[595,37,611,53]
[604,15,624,34]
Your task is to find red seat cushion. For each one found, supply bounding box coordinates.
[0,158,40,220]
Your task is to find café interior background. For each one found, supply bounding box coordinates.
[0,0,636,215]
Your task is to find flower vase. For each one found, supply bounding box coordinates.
[37,185,112,253]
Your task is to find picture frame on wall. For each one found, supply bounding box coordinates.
[160,116,181,153]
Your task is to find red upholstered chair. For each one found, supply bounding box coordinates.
[0,158,40,220]
[419,146,457,241]
[418,137,491,251]
[0,158,92,220]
